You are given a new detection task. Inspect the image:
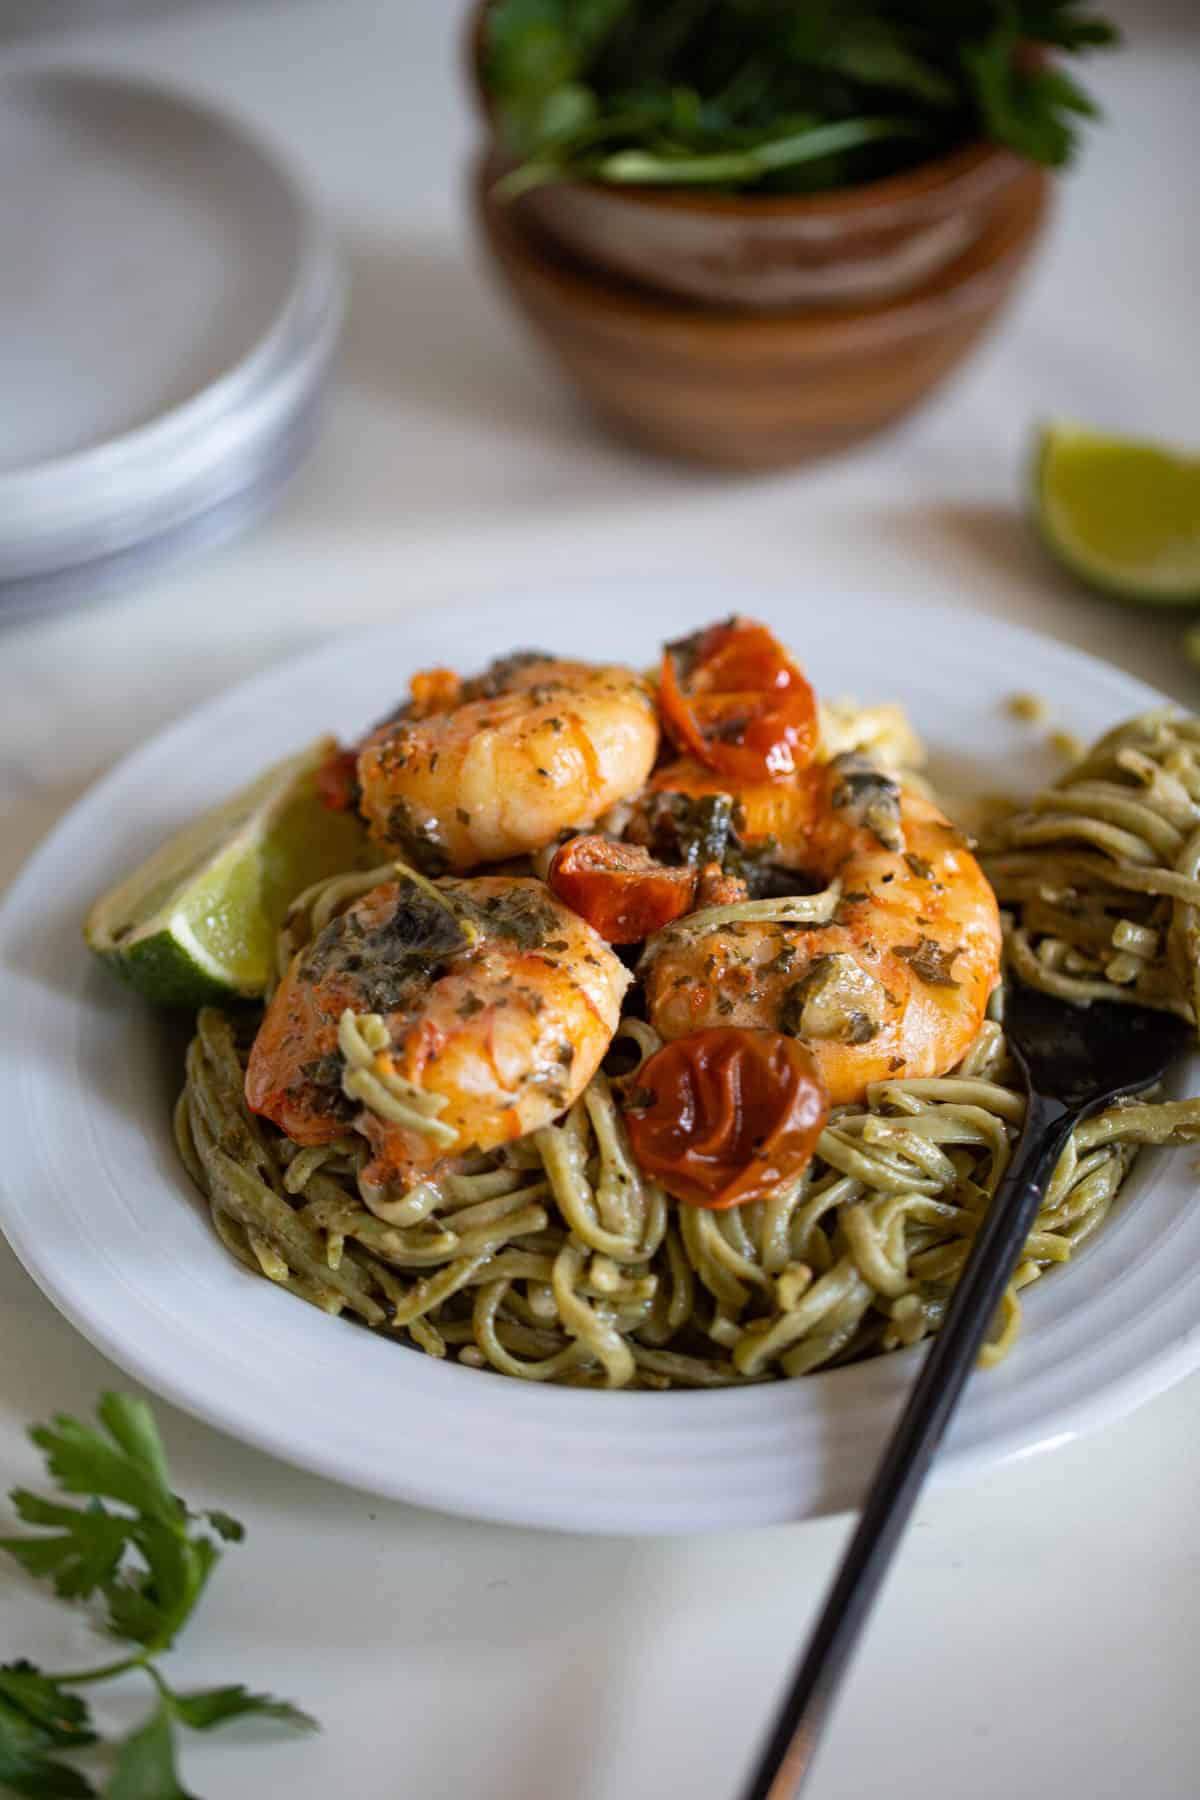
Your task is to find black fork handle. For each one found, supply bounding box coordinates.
[740,1091,1077,1800]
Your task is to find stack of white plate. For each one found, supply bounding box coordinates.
[0,68,344,616]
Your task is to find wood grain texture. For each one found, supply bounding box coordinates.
[473,154,1051,469]
[509,143,1035,313]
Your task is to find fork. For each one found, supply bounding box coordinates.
[740,980,1191,1800]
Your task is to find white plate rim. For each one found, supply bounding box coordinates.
[0,67,345,591]
[2,581,1199,1535]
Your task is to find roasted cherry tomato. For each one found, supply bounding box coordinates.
[658,616,818,783]
[316,743,360,812]
[624,1027,829,1209]
[548,835,697,944]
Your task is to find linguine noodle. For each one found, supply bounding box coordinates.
[985,710,1200,1024]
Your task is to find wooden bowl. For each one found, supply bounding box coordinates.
[509,143,1034,312]
[468,0,1034,311]
[474,153,1050,469]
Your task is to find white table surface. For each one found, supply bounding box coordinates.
[3,3,1199,1796]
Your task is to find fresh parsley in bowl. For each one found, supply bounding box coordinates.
[479,0,1118,197]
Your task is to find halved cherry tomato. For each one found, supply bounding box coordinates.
[548,836,697,944]
[316,743,360,812]
[658,617,818,783]
[624,1027,829,1210]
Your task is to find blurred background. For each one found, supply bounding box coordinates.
[1,0,1197,872]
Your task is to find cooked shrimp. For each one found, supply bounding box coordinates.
[641,759,1002,1105]
[356,653,659,872]
[246,873,629,1188]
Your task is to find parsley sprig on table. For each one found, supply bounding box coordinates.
[483,0,1118,196]
[0,1392,316,1799]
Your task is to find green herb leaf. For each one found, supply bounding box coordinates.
[0,1748,95,1799]
[93,1400,171,1498]
[0,1668,94,1752]
[896,935,963,988]
[169,1686,318,1734]
[200,1512,243,1545]
[26,1404,183,1533]
[0,1665,97,1798]
[1015,2,1118,51]
[2,1498,132,1603]
[483,0,1117,194]
[3,1394,231,1660]
[821,23,957,107]
[104,1701,194,1800]
[961,27,1098,166]
[99,1585,165,1651]
[2,1393,317,1800]
[594,115,928,186]
[526,79,597,146]
[95,1529,215,1654]
[485,0,578,97]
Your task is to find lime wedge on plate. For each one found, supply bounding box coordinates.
[85,738,368,1006]
[1032,422,1200,604]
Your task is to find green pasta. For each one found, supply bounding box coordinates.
[985,710,1200,1023]
[176,1000,1200,1388]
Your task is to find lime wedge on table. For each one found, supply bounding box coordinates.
[84,739,368,1006]
[1032,422,1200,604]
